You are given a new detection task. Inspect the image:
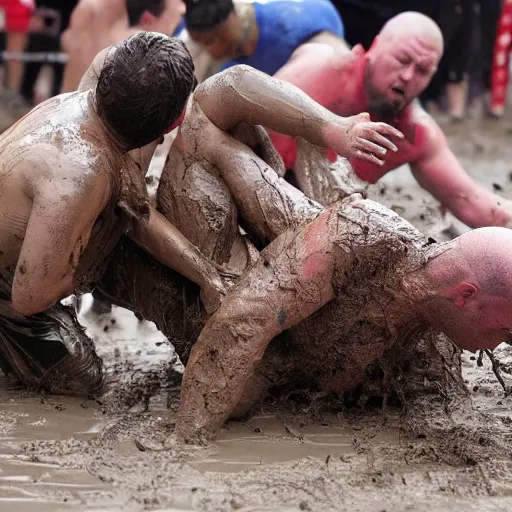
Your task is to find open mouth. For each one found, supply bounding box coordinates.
[391,87,405,97]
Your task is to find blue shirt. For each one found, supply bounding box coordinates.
[172,18,186,37]
[222,0,344,75]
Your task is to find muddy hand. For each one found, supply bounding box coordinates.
[328,113,404,166]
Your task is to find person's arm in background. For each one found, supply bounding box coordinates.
[411,117,512,228]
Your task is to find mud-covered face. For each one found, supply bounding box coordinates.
[440,296,512,352]
[366,35,440,117]
[189,21,237,60]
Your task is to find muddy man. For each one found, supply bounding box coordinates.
[270,11,512,228]
[166,70,512,443]
[0,32,227,393]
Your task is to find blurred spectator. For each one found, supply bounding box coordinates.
[184,0,346,76]
[479,0,502,101]
[427,1,474,120]
[332,1,501,120]
[19,0,78,103]
[1,0,35,92]
[490,0,512,117]
[60,0,184,93]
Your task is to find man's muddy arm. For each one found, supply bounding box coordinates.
[412,123,512,228]
[11,170,111,316]
[130,207,225,314]
[194,65,403,165]
[176,211,337,443]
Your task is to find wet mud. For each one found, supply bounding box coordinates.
[3,114,512,511]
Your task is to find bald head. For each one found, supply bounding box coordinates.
[379,12,444,53]
[422,227,512,351]
[455,227,512,296]
[364,12,443,116]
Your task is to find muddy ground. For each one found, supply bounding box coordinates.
[3,113,512,511]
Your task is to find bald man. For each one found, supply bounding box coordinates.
[60,0,185,93]
[169,112,512,442]
[269,12,512,230]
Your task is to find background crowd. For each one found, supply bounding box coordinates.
[0,0,510,126]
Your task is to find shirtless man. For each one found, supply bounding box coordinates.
[165,81,512,442]
[0,32,226,393]
[60,0,185,93]
[269,11,512,229]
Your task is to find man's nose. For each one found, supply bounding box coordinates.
[400,64,414,82]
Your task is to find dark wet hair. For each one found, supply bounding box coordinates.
[96,32,195,150]
[185,0,234,31]
[126,0,166,27]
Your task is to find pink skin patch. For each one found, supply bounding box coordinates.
[297,212,332,280]
[299,251,331,280]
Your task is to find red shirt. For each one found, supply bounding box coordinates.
[0,0,34,32]
[491,0,512,111]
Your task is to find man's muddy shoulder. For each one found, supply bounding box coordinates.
[328,196,429,252]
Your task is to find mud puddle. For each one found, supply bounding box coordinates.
[0,384,405,511]
[0,384,112,511]
[4,385,512,512]
[192,413,399,473]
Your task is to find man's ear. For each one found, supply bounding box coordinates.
[139,10,157,28]
[444,281,479,309]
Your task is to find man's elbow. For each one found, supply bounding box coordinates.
[216,64,254,84]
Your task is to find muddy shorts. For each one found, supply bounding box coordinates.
[0,272,103,396]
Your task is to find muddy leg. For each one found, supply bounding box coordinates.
[212,129,323,244]
[156,123,293,268]
[157,147,243,268]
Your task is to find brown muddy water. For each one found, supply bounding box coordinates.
[3,114,512,511]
